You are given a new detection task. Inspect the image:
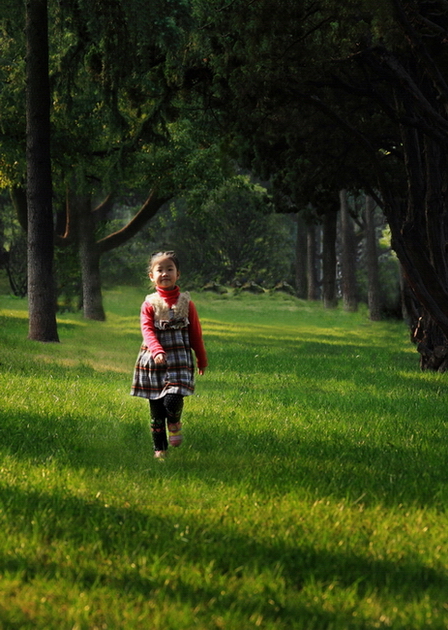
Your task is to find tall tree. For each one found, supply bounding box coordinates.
[25,0,59,341]
[295,214,307,299]
[306,224,319,301]
[321,206,338,309]
[365,195,381,322]
[339,190,358,312]
[1,0,199,322]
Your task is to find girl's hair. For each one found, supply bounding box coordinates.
[148,250,180,272]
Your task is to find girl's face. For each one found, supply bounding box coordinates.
[149,255,180,290]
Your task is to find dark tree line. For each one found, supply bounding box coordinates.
[186,0,448,370]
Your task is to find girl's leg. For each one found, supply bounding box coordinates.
[164,393,184,447]
[149,398,168,454]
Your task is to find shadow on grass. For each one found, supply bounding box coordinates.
[0,405,153,473]
[192,380,448,509]
[1,319,446,509]
[182,425,448,508]
[0,484,446,629]
[207,333,417,376]
[1,388,447,510]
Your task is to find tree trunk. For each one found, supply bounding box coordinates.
[62,187,168,321]
[74,191,106,321]
[322,210,338,308]
[295,213,307,298]
[25,0,59,342]
[306,223,319,300]
[365,195,382,321]
[339,189,358,312]
[81,243,105,321]
[381,123,448,369]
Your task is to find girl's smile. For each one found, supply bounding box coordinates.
[150,255,180,290]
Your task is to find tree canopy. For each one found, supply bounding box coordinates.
[3,0,448,367]
[185,0,448,369]
[1,0,218,326]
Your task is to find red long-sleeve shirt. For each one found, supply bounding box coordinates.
[140,286,208,370]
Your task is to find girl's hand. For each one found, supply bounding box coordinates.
[154,353,167,365]
[198,367,206,376]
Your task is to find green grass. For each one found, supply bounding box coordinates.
[1,287,448,629]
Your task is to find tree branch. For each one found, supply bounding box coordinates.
[92,193,115,222]
[392,0,448,102]
[377,48,448,136]
[97,189,171,254]
[388,217,448,338]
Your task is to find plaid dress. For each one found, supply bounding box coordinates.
[131,292,195,400]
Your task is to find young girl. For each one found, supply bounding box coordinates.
[131,251,207,458]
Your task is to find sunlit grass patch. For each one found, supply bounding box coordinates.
[1,288,448,629]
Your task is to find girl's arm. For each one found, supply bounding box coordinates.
[188,301,207,373]
[140,301,165,359]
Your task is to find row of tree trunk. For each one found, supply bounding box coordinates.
[295,192,387,320]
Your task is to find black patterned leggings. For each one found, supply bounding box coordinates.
[149,393,184,452]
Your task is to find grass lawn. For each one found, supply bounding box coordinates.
[0,286,447,629]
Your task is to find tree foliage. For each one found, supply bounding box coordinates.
[187,0,448,369]
[167,175,294,286]
[3,0,448,364]
[0,0,208,323]
[101,175,295,289]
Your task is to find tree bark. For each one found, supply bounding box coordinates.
[381,121,448,369]
[365,195,382,321]
[295,213,307,298]
[25,0,59,342]
[74,191,107,321]
[322,210,338,308]
[306,223,319,300]
[339,189,358,312]
[75,188,168,320]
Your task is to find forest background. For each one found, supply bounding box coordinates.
[1,0,448,370]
